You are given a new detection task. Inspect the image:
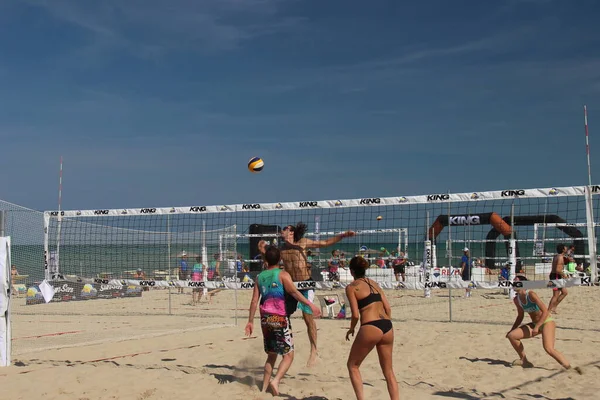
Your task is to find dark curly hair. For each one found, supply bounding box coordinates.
[349,256,369,278]
[264,245,281,266]
[284,222,308,242]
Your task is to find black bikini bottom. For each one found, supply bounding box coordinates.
[361,319,393,334]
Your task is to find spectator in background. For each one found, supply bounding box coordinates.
[208,253,221,280]
[134,268,149,291]
[339,251,347,268]
[254,240,268,270]
[499,262,510,295]
[236,254,245,275]
[11,265,19,278]
[461,248,472,298]
[191,256,204,304]
[328,250,341,282]
[178,252,189,294]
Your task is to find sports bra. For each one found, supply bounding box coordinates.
[356,278,383,309]
[517,290,540,314]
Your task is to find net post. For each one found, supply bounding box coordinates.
[423,212,431,298]
[233,224,238,327]
[447,195,453,323]
[167,214,172,316]
[203,221,208,300]
[315,216,321,260]
[43,212,50,281]
[508,203,517,299]
[584,186,598,283]
[0,236,11,367]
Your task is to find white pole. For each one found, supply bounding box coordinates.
[585,106,593,188]
[447,194,453,321]
[43,213,50,281]
[167,215,172,315]
[584,106,598,283]
[233,224,238,326]
[315,216,320,261]
[203,221,208,299]
[585,187,598,283]
[509,204,517,299]
[55,156,63,279]
[0,237,12,367]
[424,212,431,298]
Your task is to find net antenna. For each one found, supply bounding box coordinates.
[48,156,64,281]
[584,105,598,283]
[57,156,63,269]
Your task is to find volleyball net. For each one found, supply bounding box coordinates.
[2,183,599,358]
[37,185,598,291]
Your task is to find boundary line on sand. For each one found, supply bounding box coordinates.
[13,323,234,355]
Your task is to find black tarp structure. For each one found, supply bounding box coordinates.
[484,215,585,269]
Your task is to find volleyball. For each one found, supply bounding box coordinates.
[377,215,383,220]
[248,156,264,173]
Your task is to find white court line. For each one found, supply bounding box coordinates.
[14,323,234,355]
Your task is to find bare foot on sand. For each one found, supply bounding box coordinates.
[268,380,280,396]
[306,352,319,368]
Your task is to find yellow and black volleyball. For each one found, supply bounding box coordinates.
[248,156,264,173]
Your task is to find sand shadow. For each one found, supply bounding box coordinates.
[459,356,553,371]
[204,364,335,398]
[458,356,513,368]
[203,363,263,373]
[204,363,267,391]
[431,390,488,399]
[211,373,256,387]
[520,395,575,400]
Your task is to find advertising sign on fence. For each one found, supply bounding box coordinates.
[25,280,142,305]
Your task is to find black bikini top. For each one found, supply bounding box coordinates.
[356,278,382,309]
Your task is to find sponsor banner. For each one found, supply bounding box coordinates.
[25,280,142,305]
[40,275,589,293]
[45,185,591,218]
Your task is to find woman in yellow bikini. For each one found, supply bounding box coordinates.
[506,276,576,371]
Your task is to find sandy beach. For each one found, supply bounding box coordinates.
[3,286,600,399]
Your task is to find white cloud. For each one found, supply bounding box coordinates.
[21,0,304,56]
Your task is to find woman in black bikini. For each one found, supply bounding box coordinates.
[345,256,399,400]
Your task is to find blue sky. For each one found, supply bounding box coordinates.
[1,0,599,211]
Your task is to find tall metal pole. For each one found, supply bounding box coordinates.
[167,215,172,316]
[508,204,517,299]
[447,194,452,322]
[584,105,598,283]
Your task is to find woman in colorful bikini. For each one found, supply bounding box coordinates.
[345,256,399,400]
[506,275,578,372]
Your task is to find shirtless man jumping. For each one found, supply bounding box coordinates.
[548,244,568,314]
[280,222,355,367]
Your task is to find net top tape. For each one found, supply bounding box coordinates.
[43,185,599,218]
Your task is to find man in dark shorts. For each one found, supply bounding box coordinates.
[461,247,472,298]
[245,246,320,395]
[548,244,568,314]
